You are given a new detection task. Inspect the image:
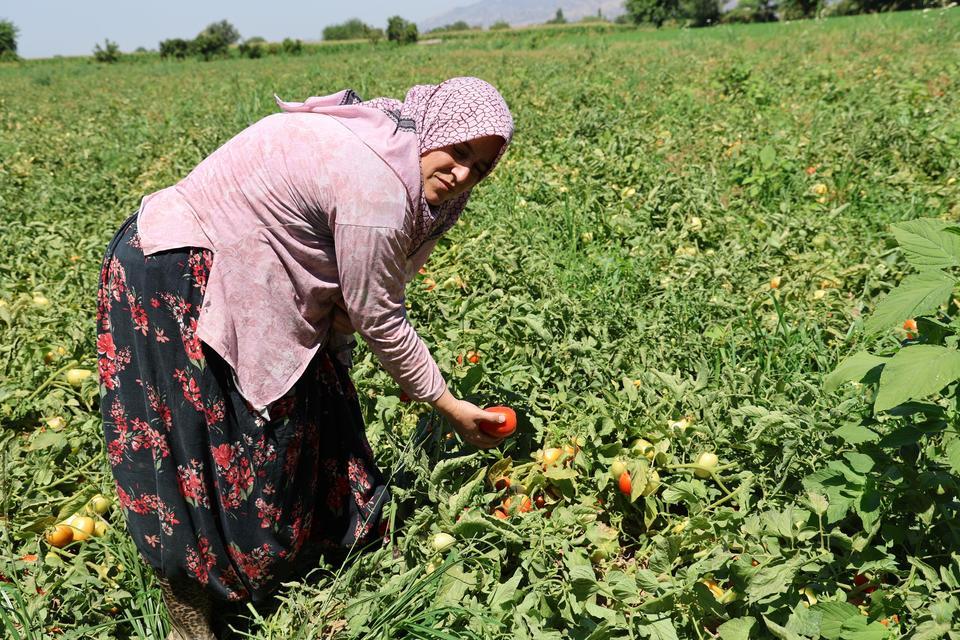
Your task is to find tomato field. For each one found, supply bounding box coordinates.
[2,9,960,639]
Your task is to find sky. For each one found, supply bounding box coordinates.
[3,1,458,59]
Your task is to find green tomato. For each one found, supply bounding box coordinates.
[694,452,719,478]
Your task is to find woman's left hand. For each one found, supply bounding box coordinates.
[431,390,506,449]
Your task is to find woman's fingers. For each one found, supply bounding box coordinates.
[477,409,506,424]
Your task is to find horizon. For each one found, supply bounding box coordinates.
[2,1,464,59]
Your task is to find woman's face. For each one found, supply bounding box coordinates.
[420,135,504,206]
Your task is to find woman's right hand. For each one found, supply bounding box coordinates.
[430,389,506,449]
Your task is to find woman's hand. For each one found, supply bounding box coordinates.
[430,389,506,449]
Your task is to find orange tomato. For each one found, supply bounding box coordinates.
[903,318,918,332]
[478,406,517,438]
[542,447,563,466]
[618,471,632,495]
[45,524,73,548]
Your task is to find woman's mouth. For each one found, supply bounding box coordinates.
[435,176,453,192]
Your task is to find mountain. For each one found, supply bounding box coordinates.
[419,0,627,31]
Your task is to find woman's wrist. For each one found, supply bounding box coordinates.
[430,389,457,416]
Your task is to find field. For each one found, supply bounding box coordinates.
[2,8,960,638]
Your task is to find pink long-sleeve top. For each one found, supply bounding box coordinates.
[135,111,447,410]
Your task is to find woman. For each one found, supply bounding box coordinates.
[96,77,514,638]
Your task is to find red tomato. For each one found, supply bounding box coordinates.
[903,319,917,332]
[478,406,517,438]
[618,471,632,495]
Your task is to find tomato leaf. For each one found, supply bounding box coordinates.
[891,219,960,271]
[824,352,887,393]
[863,270,955,336]
[812,601,860,640]
[874,345,960,412]
[718,617,756,640]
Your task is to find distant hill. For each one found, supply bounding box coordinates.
[420,0,627,31]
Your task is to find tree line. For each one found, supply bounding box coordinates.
[625,0,950,28]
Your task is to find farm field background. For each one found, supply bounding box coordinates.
[2,9,960,639]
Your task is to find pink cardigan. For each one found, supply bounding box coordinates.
[136,111,446,410]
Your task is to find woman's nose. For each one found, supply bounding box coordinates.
[452,164,471,184]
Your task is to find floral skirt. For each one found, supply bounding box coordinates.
[96,214,388,604]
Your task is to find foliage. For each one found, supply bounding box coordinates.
[681,0,721,26]
[199,19,241,46]
[158,38,191,60]
[323,18,378,41]
[386,16,418,44]
[489,20,511,30]
[281,38,304,55]
[546,9,568,24]
[92,39,121,63]
[778,0,823,20]
[192,32,229,61]
[0,19,18,59]
[1,9,959,638]
[430,21,481,33]
[625,0,681,27]
[721,0,778,24]
[238,39,263,59]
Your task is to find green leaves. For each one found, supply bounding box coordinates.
[874,345,960,412]
[892,219,960,271]
[864,270,955,336]
[824,352,887,393]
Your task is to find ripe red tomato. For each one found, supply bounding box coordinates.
[478,406,517,438]
[468,351,480,364]
[618,471,632,495]
[902,319,917,332]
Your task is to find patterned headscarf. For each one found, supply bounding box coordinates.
[364,78,514,248]
[277,77,513,253]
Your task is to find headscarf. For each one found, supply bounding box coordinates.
[276,77,514,252]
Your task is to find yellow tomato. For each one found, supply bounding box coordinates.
[45,524,73,548]
[69,516,96,541]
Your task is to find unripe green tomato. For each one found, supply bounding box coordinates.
[641,470,661,496]
[431,532,456,554]
[610,459,627,481]
[65,368,93,388]
[631,438,656,462]
[90,495,112,515]
[694,452,719,478]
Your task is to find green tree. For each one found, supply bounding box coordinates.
[625,0,680,27]
[681,0,720,26]
[546,9,568,24]
[721,0,778,23]
[281,38,303,55]
[192,32,230,60]
[93,39,121,63]
[778,0,821,19]
[0,19,19,60]
[159,38,191,59]
[200,19,240,45]
[386,16,418,44]
[490,20,511,30]
[238,38,263,59]
[322,18,376,41]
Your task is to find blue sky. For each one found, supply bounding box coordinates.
[4,1,457,59]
